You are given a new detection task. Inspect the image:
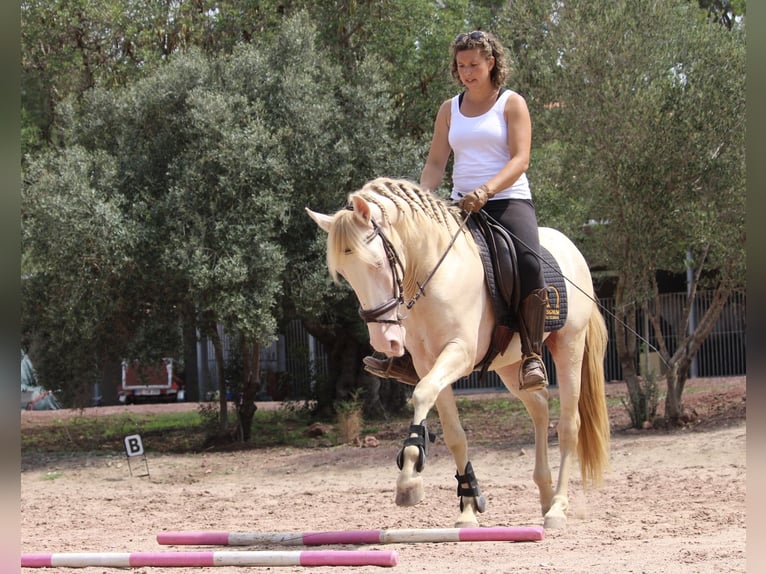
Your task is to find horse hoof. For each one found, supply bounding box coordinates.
[395,477,424,507]
[543,511,567,530]
[454,518,479,528]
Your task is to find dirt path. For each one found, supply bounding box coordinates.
[20,381,746,573]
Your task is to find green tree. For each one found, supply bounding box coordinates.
[21,9,428,428]
[21,0,283,156]
[511,0,745,425]
[24,46,288,431]
[253,11,424,416]
[22,146,148,407]
[306,0,496,139]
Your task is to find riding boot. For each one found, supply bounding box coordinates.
[518,287,549,391]
[363,351,419,385]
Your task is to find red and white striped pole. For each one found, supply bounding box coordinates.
[157,526,545,547]
[21,549,399,568]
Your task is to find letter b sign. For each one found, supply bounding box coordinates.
[124,434,144,457]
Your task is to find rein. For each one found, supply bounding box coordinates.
[357,210,471,325]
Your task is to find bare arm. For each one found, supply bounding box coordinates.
[483,92,531,196]
[419,99,453,194]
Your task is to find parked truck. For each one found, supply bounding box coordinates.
[118,358,185,404]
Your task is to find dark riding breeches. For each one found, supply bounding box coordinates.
[481,198,544,299]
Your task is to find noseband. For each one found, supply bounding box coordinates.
[357,219,406,325]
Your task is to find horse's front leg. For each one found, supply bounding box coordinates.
[394,418,430,507]
[395,341,473,509]
[434,386,487,527]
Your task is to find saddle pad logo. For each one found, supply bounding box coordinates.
[545,285,562,321]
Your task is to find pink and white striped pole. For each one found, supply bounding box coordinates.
[157,526,544,547]
[21,549,399,568]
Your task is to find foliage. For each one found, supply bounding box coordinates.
[621,372,661,428]
[21,8,426,416]
[21,146,151,406]
[335,388,364,443]
[21,1,745,425]
[196,401,236,441]
[505,0,745,425]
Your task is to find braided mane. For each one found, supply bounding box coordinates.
[326,178,465,283]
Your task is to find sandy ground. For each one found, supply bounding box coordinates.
[20,379,746,573]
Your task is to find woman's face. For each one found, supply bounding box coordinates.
[455,48,494,89]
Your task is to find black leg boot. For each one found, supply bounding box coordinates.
[363,351,419,385]
[518,288,549,391]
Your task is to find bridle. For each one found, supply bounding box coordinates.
[355,211,471,325]
[357,219,407,325]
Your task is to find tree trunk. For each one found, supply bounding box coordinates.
[614,278,646,428]
[663,284,732,423]
[664,364,681,423]
[181,304,200,402]
[208,322,228,434]
[363,373,407,419]
[314,329,364,417]
[301,318,407,418]
[237,337,260,442]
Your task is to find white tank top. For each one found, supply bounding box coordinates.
[448,89,531,201]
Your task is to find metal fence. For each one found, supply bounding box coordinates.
[600,290,746,382]
[199,290,745,399]
[196,322,329,401]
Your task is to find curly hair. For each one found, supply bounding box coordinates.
[450,30,509,89]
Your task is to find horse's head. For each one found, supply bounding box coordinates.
[306,193,407,357]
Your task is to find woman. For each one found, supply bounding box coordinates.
[364,30,548,392]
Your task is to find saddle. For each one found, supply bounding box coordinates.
[466,212,568,378]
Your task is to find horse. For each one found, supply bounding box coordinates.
[306,177,610,530]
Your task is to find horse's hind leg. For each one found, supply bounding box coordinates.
[541,332,586,530]
[498,366,555,521]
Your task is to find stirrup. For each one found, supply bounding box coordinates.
[519,354,548,392]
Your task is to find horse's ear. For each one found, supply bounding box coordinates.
[351,195,372,223]
[305,208,333,234]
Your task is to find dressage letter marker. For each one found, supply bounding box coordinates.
[21,550,399,568]
[124,434,144,457]
[157,526,544,547]
[123,433,150,477]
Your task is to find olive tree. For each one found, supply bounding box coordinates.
[503,0,745,425]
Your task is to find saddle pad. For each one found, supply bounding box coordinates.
[541,246,567,332]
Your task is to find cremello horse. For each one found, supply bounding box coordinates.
[307,177,610,529]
